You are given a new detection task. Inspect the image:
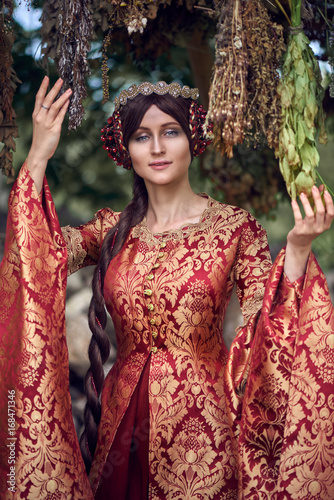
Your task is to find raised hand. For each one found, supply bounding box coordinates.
[26,76,72,193]
[284,185,334,282]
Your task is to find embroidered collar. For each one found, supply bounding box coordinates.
[132,195,221,245]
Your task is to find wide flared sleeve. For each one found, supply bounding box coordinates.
[0,163,116,499]
[224,220,334,498]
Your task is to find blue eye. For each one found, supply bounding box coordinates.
[165,130,179,137]
[135,135,149,142]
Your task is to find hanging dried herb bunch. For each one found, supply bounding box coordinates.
[242,0,285,150]
[205,0,248,158]
[0,0,21,180]
[40,0,93,130]
[276,28,327,199]
[96,0,157,103]
[274,0,328,200]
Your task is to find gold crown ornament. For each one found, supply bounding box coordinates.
[114,81,200,111]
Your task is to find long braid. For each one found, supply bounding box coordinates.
[80,172,148,472]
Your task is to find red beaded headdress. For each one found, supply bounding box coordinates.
[101,81,212,170]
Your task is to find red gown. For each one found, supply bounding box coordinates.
[0,163,334,499]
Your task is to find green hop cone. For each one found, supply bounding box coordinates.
[295,170,314,197]
[299,141,319,174]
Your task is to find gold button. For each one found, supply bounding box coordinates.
[152,331,158,339]
[147,304,154,311]
[153,263,160,269]
[158,252,164,259]
[144,289,153,296]
[146,273,154,280]
[150,318,156,325]
[160,241,166,248]
[152,346,158,354]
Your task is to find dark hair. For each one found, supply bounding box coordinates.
[79,92,193,471]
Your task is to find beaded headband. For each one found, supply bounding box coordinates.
[114,81,200,111]
[101,81,212,169]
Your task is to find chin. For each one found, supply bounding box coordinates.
[144,170,183,186]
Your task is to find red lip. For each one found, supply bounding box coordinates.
[149,161,172,166]
[149,161,172,170]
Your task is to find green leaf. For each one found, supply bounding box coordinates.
[280,156,292,184]
[281,84,293,108]
[297,121,306,149]
[304,97,318,128]
[295,58,306,77]
[287,144,300,166]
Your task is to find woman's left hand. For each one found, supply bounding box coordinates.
[284,185,334,282]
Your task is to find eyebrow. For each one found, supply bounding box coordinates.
[136,121,180,131]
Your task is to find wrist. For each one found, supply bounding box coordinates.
[286,240,312,257]
[26,150,48,194]
[27,150,48,170]
[284,242,311,282]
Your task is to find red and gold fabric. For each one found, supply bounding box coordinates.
[0,162,333,499]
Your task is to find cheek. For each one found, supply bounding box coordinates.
[172,136,191,161]
[128,145,142,168]
[180,144,192,165]
[181,137,192,163]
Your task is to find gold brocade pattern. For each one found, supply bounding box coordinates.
[62,208,121,276]
[62,226,85,275]
[276,258,334,499]
[1,163,334,499]
[89,198,275,497]
[0,164,118,499]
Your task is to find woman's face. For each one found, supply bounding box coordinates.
[128,105,191,189]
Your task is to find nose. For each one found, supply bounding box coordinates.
[151,135,165,155]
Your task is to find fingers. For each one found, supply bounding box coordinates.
[54,99,70,126]
[291,199,303,227]
[34,76,50,115]
[45,88,72,121]
[297,186,334,234]
[299,192,315,221]
[311,187,325,227]
[289,184,333,250]
[324,189,334,227]
[41,78,65,109]
[310,186,334,231]
[34,76,72,119]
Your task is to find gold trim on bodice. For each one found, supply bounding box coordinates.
[132,195,223,245]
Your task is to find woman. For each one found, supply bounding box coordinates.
[0,76,333,499]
